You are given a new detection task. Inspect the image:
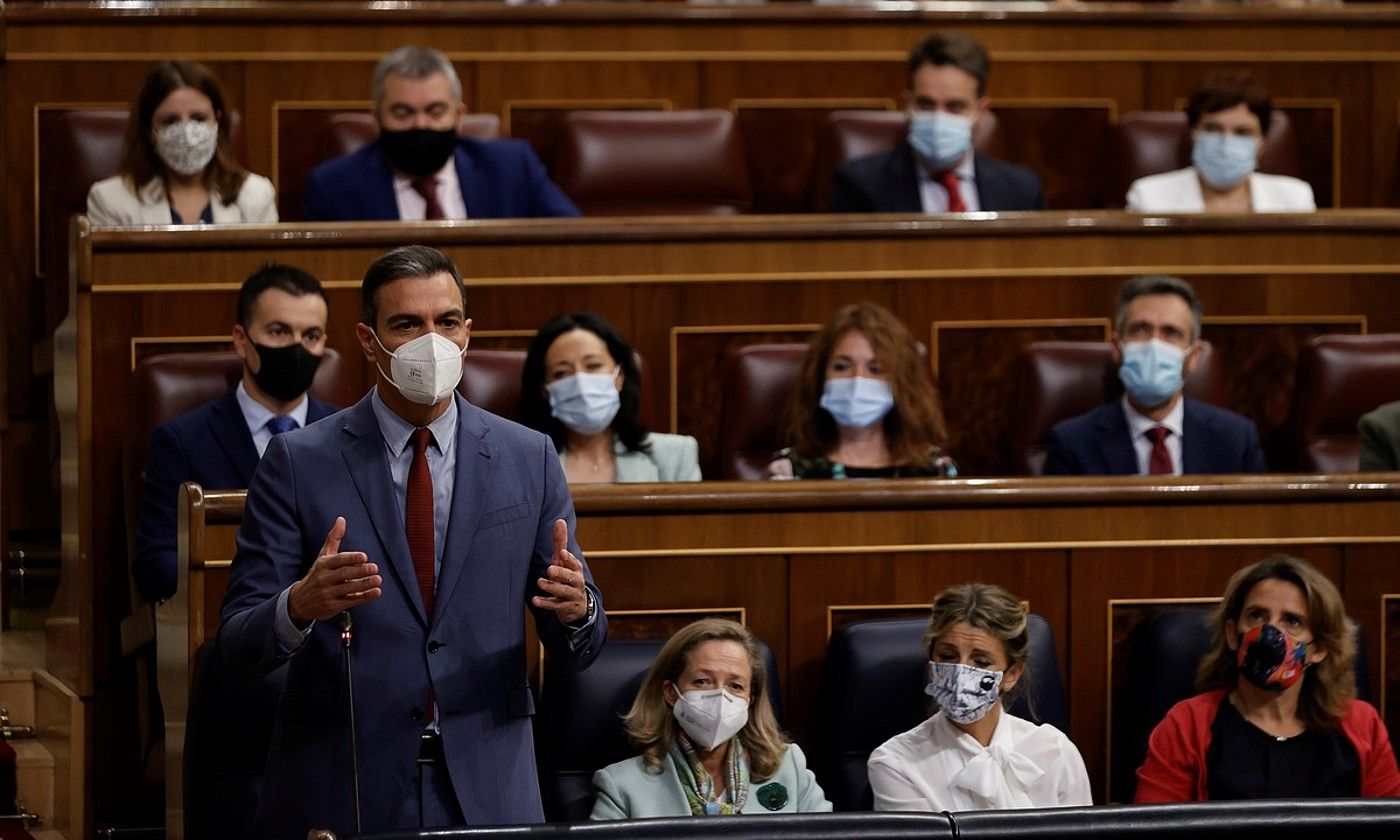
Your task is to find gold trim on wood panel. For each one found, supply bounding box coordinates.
[470,329,536,339]
[583,536,1400,561]
[1381,593,1399,738]
[929,318,1113,379]
[825,603,931,640]
[1203,314,1368,334]
[727,98,897,112]
[501,99,673,137]
[987,97,1121,122]
[129,336,231,371]
[1103,596,1219,800]
[269,100,373,192]
[32,101,127,279]
[668,323,821,435]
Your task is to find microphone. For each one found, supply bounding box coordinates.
[338,610,362,835]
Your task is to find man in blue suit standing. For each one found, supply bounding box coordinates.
[303,46,580,221]
[134,263,338,840]
[218,245,607,837]
[1044,275,1264,476]
[830,33,1045,214]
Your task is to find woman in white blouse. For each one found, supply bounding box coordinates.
[868,583,1092,811]
[1126,70,1314,214]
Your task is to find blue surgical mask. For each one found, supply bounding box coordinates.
[547,371,621,435]
[1192,132,1260,190]
[908,111,972,173]
[1118,338,1187,409]
[820,376,894,429]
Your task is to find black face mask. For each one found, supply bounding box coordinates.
[250,343,323,403]
[378,127,457,177]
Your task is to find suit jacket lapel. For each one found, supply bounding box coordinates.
[208,391,260,486]
[340,396,429,625]
[1097,403,1140,475]
[973,154,1000,210]
[432,396,494,629]
[452,145,478,217]
[885,145,924,213]
[1180,398,1209,474]
[364,144,401,221]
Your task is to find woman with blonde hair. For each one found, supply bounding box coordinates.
[768,301,957,479]
[1135,554,1400,801]
[88,60,276,225]
[591,618,830,818]
[868,583,1091,811]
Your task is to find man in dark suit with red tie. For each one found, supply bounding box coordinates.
[303,45,579,222]
[218,245,606,837]
[1044,275,1264,476]
[829,33,1045,214]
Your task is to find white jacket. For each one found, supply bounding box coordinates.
[87,172,277,225]
[1126,166,1316,213]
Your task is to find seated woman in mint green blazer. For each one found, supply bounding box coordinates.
[520,312,702,484]
[590,618,832,819]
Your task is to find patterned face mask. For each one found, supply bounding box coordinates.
[154,119,218,177]
[1236,623,1309,691]
[925,661,1003,725]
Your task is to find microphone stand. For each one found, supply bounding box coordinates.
[339,611,362,836]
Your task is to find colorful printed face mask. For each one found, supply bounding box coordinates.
[1236,623,1309,691]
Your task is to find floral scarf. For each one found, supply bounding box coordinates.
[670,731,750,815]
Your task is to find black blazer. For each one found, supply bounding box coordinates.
[830,143,1046,213]
[1043,398,1265,476]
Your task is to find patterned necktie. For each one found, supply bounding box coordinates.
[406,427,436,616]
[410,176,446,220]
[1146,426,1174,475]
[265,415,297,436]
[938,170,966,213]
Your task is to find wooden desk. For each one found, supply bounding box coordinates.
[169,476,1400,815]
[52,210,1400,828]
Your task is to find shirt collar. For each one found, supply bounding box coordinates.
[235,380,308,434]
[918,153,977,185]
[370,386,458,457]
[934,706,1013,755]
[1122,393,1185,439]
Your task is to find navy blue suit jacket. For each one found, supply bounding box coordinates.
[302,137,580,221]
[218,392,607,838]
[134,388,339,603]
[829,144,1046,213]
[1043,398,1265,476]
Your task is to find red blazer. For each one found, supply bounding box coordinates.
[1135,688,1400,802]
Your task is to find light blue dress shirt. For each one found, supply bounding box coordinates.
[235,380,310,457]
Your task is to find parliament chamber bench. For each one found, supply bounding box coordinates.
[167,475,1400,825]
[47,210,1400,834]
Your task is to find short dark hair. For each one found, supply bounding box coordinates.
[360,245,466,328]
[907,32,990,98]
[237,263,326,329]
[519,312,651,455]
[123,60,248,204]
[1186,69,1272,134]
[1114,275,1204,344]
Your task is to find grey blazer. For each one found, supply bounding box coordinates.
[590,743,831,820]
[1360,400,1400,471]
[559,433,702,483]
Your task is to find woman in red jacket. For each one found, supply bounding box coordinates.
[1135,554,1400,802]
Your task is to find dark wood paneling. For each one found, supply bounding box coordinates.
[1340,543,1400,750]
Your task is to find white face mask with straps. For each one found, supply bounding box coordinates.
[372,330,465,406]
[671,689,749,751]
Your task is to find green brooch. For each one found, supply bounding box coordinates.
[756,782,789,811]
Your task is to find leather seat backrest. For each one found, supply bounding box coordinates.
[1290,334,1400,473]
[1105,110,1299,209]
[812,109,1002,211]
[816,615,1067,812]
[1012,340,1223,476]
[537,635,784,822]
[554,110,752,216]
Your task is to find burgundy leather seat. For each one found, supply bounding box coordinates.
[553,110,751,216]
[1012,341,1223,476]
[1290,334,1400,473]
[1105,111,1300,209]
[812,109,1002,211]
[276,111,500,221]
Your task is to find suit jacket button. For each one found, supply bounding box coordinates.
[409,708,423,722]
[427,641,442,653]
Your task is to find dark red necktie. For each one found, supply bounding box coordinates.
[410,177,446,220]
[407,428,435,616]
[1146,426,1174,475]
[937,170,966,213]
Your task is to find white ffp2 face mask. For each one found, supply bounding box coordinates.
[372,330,465,406]
[672,688,749,751]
